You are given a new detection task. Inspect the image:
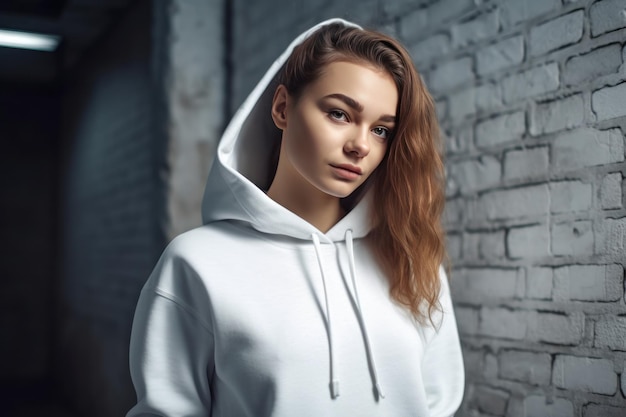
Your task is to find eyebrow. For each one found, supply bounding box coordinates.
[323,93,396,123]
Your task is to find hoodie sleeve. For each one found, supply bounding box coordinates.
[421,267,465,417]
[127,243,214,417]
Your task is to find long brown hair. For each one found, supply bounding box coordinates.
[278,23,447,324]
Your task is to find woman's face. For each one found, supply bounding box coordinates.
[272,60,398,199]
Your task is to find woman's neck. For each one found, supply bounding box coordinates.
[267,173,343,234]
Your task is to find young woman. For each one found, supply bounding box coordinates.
[127,18,464,417]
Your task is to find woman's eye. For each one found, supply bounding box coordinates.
[329,110,347,121]
[372,126,389,139]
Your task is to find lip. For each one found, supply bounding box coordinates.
[331,163,362,175]
[330,163,363,180]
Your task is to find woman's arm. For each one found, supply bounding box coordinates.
[421,267,465,417]
[127,245,214,417]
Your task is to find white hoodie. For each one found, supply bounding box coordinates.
[127,18,464,417]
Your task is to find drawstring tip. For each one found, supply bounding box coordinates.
[375,383,385,399]
[330,380,340,398]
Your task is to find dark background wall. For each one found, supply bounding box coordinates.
[57,1,159,415]
[1,1,625,416]
[0,86,58,404]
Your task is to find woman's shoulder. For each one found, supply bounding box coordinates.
[163,221,266,264]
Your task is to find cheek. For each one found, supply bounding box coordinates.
[370,142,388,170]
[286,114,330,158]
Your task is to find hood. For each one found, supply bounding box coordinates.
[201,18,370,244]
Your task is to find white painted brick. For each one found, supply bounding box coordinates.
[462,232,480,259]
[499,350,552,385]
[446,170,459,197]
[481,231,507,259]
[429,57,474,93]
[427,0,474,26]
[455,306,480,336]
[622,362,626,398]
[451,10,500,48]
[474,385,509,416]
[590,0,626,37]
[450,268,521,303]
[595,316,626,351]
[553,355,617,395]
[476,35,524,76]
[399,8,429,43]
[553,264,623,302]
[378,22,399,39]
[475,82,503,113]
[448,87,476,122]
[502,63,560,103]
[381,0,430,16]
[444,197,464,225]
[484,353,498,379]
[475,111,525,148]
[446,180,458,199]
[550,181,592,214]
[409,33,451,66]
[446,233,462,260]
[601,173,623,209]
[598,217,626,258]
[530,11,584,57]
[551,220,594,256]
[592,83,626,121]
[530,94,584,136]
[475,184,549,221]
[526,267,553,299]
[503,146,549,180]
[480,307,527,340]
[448,156,501,194]
[564,43,622,86]
[585,404,626,417]
[508,224,550,259]
[523,396,573,417]
[443,125,472,154]
[500,0,561,27]
[529,311,584,345]
[553,128,624,171]
[464,230,506,259]
[463,348,484,378]
[435,99,448,121]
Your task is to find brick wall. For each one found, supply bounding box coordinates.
[58,1,160,415]
[230,0,626,415]
[433,0,626,414]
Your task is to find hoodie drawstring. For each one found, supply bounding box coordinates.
[312,233,340,398]
[311,231,385,400]
[345,230,385,399]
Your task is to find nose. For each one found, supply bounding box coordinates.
[344,127,370,158]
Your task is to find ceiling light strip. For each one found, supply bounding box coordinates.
[0,29,60,51]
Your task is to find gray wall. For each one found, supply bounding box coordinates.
[59,1,159,415]
[57,0,225,415]
[230,0,626,415]
[162,0,225,239]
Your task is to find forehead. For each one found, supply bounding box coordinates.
[303,60,398,113]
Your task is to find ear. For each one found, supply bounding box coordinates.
[271,84,289,130]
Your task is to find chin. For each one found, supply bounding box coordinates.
[319,184,361,199]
